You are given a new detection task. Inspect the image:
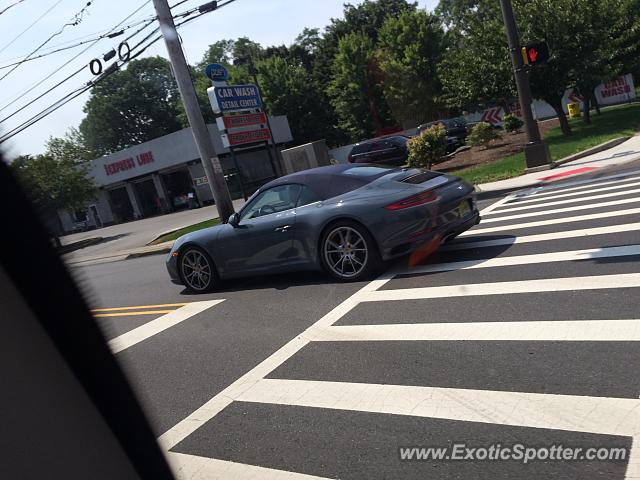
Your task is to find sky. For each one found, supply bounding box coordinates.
[0,0,438,157]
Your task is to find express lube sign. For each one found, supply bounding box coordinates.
[209,84,262,113]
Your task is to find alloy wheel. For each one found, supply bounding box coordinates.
[323,226,369,279]
[180,249,213,291]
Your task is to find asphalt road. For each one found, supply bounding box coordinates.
[73,164,640,480]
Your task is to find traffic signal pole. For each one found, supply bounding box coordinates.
[152,0,235,222]
[499,0,551,169]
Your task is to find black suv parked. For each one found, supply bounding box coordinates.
[347,135,409,165]
[417,117,468,153]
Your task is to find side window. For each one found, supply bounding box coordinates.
[239,184,301,221]
[296,186,321,208]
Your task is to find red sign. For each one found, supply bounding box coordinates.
[481,107,503,126]
[222,112,267,129]
[601,77,632,98]
[104,151,154,176]
[225,128,272,147]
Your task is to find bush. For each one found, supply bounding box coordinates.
[504,114,524,133]
[407,123,447,169]
[468,121,502,149]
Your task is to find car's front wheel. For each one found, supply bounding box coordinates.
[179,246,217,293]
[320,221,380,282]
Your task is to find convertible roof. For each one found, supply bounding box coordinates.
[262,164,397,200]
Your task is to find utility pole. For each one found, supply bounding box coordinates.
[499,0,551,170]
[152,0,235,222]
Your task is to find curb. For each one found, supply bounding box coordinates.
[126,246,172,260]
[551,136,631,168]
[146,225,190,245]
[476,184,543,200]
[58,237,104,254]
[475,135,634,199]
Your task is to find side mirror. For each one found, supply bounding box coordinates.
[228,212,240,227]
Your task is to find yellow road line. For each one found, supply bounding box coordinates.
[91,303,188,313]
[94,310,175,318]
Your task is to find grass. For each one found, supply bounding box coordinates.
[454,103,640,185]
[150,218,220,245]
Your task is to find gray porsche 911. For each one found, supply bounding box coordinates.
[166,164,480,292]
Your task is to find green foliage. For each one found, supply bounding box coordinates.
[515,0,620,128]
[9,153,96,212]
[437,0,515,111]
[320,1,413,139]
[256,56,340,145]
[45,127,91,163]
[503,114,524,133]
[456,103,640,184]
[79,57,182,157]
[407,123,447,169]
[327,32,378,141]
[467,121,501,149]
[377,9,449,127]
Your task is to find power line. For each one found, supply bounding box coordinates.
[0,0,151,115]
[0,1,96,83]
[0,0,238,144]
[0,0,26,16]
[0,17,156,70]
[0,0,64,56]
[0,2,200,70]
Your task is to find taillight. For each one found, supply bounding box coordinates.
[384,190,438,210]
[347,154,353,163]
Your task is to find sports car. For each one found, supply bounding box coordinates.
[166,164,480,292]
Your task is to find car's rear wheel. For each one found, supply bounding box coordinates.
[320,221,380,282]
[179,246,217,293]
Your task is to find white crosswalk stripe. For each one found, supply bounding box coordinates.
[162,172,640,480]
[397,244,640,275]
[305,320,640,342]
[443,222,640,251]
[513,170,640,199]
[482,196,640,223]
[462,206,640,235]
[486,183,640,214]
[366,273,640,301]
[237,379,640,438]
[497,178,640,207]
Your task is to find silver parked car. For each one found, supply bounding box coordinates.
[166,164,479,292]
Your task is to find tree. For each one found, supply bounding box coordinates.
[327,32,382,141]
[613,0,640,80]
[200,39,235,65]
[437,0,516,112]
[45,127,91,163]
[9,153,96,213]
[562,0,619,124]
[79,57,182,157]
[377,9,449,127]
[257,56,343,146]
[317,0,415,137]
[514,0,585,135]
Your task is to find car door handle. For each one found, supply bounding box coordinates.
[274,225,292,232]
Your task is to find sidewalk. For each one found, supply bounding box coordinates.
[62,198,244,266]
[476,134,640,197]
[65,134,640,267]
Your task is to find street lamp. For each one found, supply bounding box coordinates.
[499,0,551,170]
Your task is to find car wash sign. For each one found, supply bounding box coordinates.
[209,84,262,113]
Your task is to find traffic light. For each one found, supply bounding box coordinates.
[521,41,549,65]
